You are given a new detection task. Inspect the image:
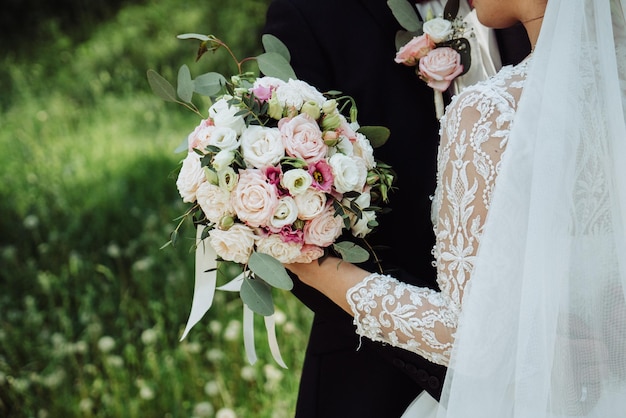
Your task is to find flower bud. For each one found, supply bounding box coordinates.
[268,93,284,120]
[219,215,235,229]
[204,166,219,185]
[322,112,341,130]
[323,130,339,146]
[300,100,321,120]
[322,99,337,115]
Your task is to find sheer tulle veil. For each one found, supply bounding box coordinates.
[436,0,626,416]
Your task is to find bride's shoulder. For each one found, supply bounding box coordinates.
[443,59,531,122]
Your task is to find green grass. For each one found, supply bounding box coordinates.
[0,1,312,417]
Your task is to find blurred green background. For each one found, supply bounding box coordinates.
[0,0,312,417]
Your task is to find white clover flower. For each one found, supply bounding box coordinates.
[192,401,214,418]
[141,328,158,346]
[216,408,238,418]
[97,336,116,353]
[240,365,256,381]
[224,319,242,342]
[204,380,220,396]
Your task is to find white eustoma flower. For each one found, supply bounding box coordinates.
[218,166,238,191]
[328,153,367,194]
[352,132,376,169]
[281,168,312,195]
[269,196,299,231]
[208,126,239,151]
[209,97,246,135]
[344,191,376,238]
[176,152,205,203]
[212,149,235,172]
[240,125,284,168]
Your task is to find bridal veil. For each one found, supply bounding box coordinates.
[437,0,626,416]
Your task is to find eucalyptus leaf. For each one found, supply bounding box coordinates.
[387,0,422,32]
[146,70,177,102]
[261,33,291,62]
[193,72,227,97]
[248,252,293,290]
[395,30,417,51]
[177,65,194,103]
[177,33,211,41]
[257,52,297,81]
[240,277,274,316]
[358,126,391,148]
[333,241,370,263]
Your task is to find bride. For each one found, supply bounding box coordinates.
[285,0,626,416]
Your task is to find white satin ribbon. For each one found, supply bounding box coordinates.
[180,226,218,340]
[181,226,287,368]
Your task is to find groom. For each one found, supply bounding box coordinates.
[262,0,531,416]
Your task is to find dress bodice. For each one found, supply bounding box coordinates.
[347,59,531,366]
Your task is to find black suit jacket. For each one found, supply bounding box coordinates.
[262,1,530,417]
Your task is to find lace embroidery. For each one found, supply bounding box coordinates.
[347,60,530,366]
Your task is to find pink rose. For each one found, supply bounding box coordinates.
[231,169,279,227]
[292,244,325,263]
[279,113,328,164]
[394,34,435,66]
[303,205,344,247]
[418,47,464,92]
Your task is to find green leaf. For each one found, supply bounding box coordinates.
[395,30,417,51]
[358,126,391,148]
[333,241,370,263]
[387,0,422,32]
[240,276,275,316]
[177,33,211,41]
[261,33,291,62]
[248,252,293,290]
[193,72,227,97]
[177,65,194,103]
[257,52,297,81]
[146,69,177,102]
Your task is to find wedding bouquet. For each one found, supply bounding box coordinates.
[148,34,395,366]
[388,0,471,118]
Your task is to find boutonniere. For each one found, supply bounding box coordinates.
[388,0,471,119]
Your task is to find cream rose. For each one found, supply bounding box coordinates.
[275,79,326,109]
[394,34,435,66]
[280,114,328,164]
[176,152,205,203]
[422,17,453,43]
[328,153,368,194]
[187,119,216,151]
[231,169,279,227]
[208,97,246,135]
[293,188,327,220]
[208,224,256,264]
[292,244,325,263]
[269,196,299,232]
[196,182,233,225]
[281,169,313,195]
[256,234,302,263]
[240,125,284,168]
[303,206,344,247]
[419,47,464,92]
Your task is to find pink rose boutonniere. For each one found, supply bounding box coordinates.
[389,0,471,118]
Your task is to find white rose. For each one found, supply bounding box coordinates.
[256,234,302,263]
[269,196,299,231]
[294,189,327,220]
[176,152,205,203]
[281,169,312,195]
[212,149,235,172]
[328,153,368,194]
[352,133,376,169]
[240,125,284,168]
[196,182,233,225]
[423,17,453,43]
[209,97,246,135]
[208,126,239,151]
[208,224,257,264]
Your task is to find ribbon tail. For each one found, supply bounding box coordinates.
[180,226,217,341]
[216,272,245,292]
[243,304,257,365]
[264,314,287,369]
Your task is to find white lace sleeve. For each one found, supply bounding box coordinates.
[347,62,529,366]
